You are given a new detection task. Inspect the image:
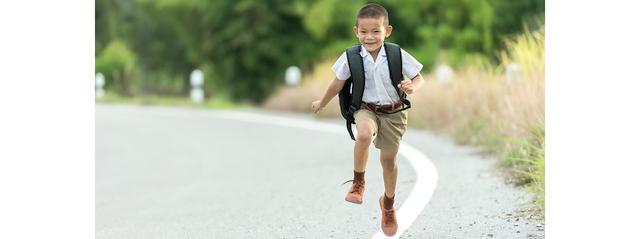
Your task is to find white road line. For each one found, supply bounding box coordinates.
[371,141,438,239]
[202,110,439,238]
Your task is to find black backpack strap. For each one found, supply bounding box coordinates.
[346,121,356,140]
[384,42,403,98]
[346,45,365,113]
[344,44,365,141]
[384,42,411,110]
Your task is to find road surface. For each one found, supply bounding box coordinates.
[96,104,544,238]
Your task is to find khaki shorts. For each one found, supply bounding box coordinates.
[353,104,409,150]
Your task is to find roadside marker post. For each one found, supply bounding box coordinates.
[190,69,204,103]
[96,72,105,98]
[285,66,301,87]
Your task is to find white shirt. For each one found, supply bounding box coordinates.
[331,45,423,105]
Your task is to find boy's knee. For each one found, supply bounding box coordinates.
[356,122,374,143]
[356,131,373,143]
[381,157,397,170]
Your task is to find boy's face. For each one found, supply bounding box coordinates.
[353,17,393,53]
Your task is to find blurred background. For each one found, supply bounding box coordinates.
[96,0,544,205]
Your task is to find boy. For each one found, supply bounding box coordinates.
[311,3,424,237]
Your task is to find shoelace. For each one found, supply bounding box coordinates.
[383,209,397,224]
[341,180,364,193]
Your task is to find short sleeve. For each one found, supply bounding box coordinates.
[400,49,423,80]
[331,52,351,81]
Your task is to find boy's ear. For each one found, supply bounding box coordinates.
[353,26,358,36]
[385,25,393,38]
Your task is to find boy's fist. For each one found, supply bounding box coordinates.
[398,79,415,94]
[311,100,323,113]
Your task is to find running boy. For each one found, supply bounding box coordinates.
[310,3,424,237]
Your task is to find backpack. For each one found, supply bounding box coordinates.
[338,42,411,140]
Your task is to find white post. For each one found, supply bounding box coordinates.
[190,69,204,103]
[505,63,522,84]
[435,64,453,84]
[285,66,301,87]
[95,73,105,99]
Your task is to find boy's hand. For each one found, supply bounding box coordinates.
[311,100,323,113]
[398,79,415,94]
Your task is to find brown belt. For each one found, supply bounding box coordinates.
[364,101,404,112]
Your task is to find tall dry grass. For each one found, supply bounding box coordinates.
[263,26,545,203]
[263,60,342,118]
[409,26,545,203]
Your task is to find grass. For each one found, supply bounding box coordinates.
[96,91,247,109]
[503,126,545,203]
[263,27,545,209]
[414,26,545,207]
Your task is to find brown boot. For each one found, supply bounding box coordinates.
[344,179,365,204]
[379,194,398,236]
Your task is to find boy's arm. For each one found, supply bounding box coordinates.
[311,77,346,113]
[398,73,425,95]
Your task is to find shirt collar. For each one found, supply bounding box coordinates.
[360,44,387,59]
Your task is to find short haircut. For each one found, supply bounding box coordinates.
[356,3,389,26]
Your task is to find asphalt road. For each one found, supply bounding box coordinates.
[96,104,545,238]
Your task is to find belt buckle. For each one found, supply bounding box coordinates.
[380,104,388,112]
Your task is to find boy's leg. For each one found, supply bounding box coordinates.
[379,148,399,200]
[346,108,377,204]
[345,119,375,204]
[374,110,407,201]
[354,119,375,172]
[378,147,399,236]
[374,111,407,236]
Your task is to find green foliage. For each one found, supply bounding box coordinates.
[491,0,545,40]
[132,0,324,102]
[95,39,137,95]
[379,0,496,67]
[503,126,545,203]
[95,40,135,73]
[304,0,335,40]
[96,0,544,102]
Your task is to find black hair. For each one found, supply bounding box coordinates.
[356,3,389,26]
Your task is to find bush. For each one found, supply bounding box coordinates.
[95,39,138,95]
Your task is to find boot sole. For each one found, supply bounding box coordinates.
[345,197,363,204]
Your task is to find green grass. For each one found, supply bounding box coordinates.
[96,92,248,109]
[502,126,545,204]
